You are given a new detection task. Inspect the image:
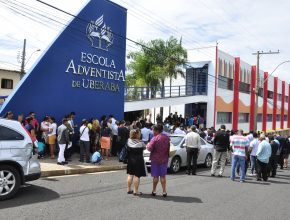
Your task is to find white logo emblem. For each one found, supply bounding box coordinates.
[86,15,114,51]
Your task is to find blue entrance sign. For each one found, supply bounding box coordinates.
[0,0,127,124]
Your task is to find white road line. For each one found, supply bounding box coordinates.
[43,171,119,179]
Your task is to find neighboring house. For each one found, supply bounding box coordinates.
[0,68,21,107]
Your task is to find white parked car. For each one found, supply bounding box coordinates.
[0,118,41,200]
[143,134,214,173]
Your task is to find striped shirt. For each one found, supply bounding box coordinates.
[230,135,249,157]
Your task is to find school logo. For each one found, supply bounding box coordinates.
[86,15,114,51]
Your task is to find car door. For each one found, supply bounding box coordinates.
[179,138,187,166]
[0,125,28,167]
[197,138,207,164]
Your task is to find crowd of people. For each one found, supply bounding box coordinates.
[210,125,290,182]
[3,110,290,196]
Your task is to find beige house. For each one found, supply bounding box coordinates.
[0,69,21,104]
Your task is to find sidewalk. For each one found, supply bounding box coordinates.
[40,155,127,177]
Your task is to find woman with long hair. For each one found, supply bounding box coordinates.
[100,122,112,160]
[90,119,101,153]
[48,117,57,159]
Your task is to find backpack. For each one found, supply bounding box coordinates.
[119,145,128,163]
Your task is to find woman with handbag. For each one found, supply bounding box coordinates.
[126,129,146,196]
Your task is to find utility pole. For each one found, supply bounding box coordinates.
[20,39,26,79]
[252,50,280,131]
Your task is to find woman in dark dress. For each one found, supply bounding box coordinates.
[127,129,146,196]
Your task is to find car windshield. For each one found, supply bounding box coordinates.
[170,136,184,146]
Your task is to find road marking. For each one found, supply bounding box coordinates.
[43,171,119,179]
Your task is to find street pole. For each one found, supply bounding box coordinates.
[252,50,280,131]
[253,51,260,132]
[20,39,26,79]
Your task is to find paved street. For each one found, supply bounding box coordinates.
[1,165,290,220]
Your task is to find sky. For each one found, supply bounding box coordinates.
[1,0,290,82]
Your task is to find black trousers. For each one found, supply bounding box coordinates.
[278,154,284,169]
[267,156,277,177]
[257,159,268,181]
[79,140,90,162]
[111,135,118,156]
[186,148,199,174]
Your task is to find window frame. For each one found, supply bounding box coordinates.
[0,125,24,141]
[1,78,13,89]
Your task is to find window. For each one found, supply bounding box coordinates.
[217,112,232,124]
[238,113,249,123]
[278,94,282,101]
[286,96,288,103]
[276,114,281,121]
[284,115,288,121]
[200,138,206,145]
[218,76,233,91]
[257,114,262,122]
[239,82,250,94]
[267,114,272,122]
[258,88,263,97]
[267,91,273,99]
[1,79,13,89]
[170,136,184,146]
[0,126,24,140]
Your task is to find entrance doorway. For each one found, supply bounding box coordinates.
[185,103,207,120]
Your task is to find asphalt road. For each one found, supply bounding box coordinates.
[1,165,290,220]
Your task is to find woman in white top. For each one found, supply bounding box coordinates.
[48,117,57,159]
[79,119,91,163]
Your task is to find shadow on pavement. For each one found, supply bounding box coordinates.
[267,179,290,185]
[0,184,60,209]
[139,194,202,203]
[242,181,270,185]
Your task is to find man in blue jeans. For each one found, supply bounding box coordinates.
[230,129,249,182]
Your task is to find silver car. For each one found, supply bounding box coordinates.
[144,134,213,173]
[0,118,41,200]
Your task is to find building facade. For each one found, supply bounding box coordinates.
[0,69,21,107]
[147,47,289,133]
[191,48,289,132]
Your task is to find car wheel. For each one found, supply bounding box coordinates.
[0,165,21,201]
[204,154,212,168]
[170,156,181,173]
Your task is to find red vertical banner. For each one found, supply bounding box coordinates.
[249,66,256,131]
[272,77,278,130]
[232,57,240,131]
[288,84,290,128]
[262,72,268,131]
[281,81,285,129]
[213,46,218,128]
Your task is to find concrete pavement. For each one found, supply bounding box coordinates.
[1,164,290,220]
[40,155,127,177]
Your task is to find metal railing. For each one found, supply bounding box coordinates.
[125,85,207,102]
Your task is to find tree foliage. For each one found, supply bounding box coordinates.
[126,36,187,88]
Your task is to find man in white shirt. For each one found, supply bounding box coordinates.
[185,125,201,175]
[79,119,90,163]
[109,118,119,156]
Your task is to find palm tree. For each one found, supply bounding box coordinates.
[126,37,187,117]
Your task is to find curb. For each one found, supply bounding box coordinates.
[41,164,127,177]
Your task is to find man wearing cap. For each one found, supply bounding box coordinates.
[185,125,201,175]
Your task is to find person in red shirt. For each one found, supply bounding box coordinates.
[147,124,170,197]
